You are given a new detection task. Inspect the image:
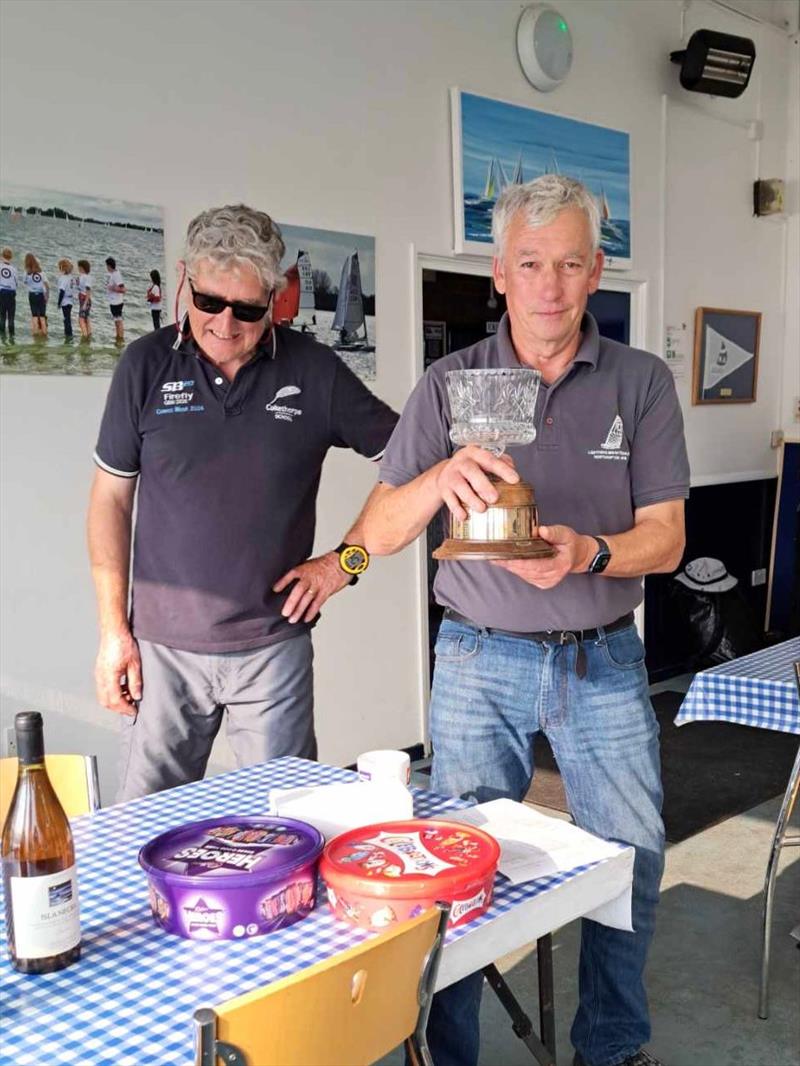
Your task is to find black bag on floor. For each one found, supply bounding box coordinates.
[672,557,762,667]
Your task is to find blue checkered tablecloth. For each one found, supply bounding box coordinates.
[676,637,800,735]
[0,757,626,1065]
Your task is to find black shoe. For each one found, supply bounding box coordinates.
[574,1051,664,1066]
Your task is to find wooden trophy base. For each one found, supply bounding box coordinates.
[433,537,556,561]
[432,476,556,561]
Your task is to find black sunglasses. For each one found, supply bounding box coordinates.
[190,284,272,323]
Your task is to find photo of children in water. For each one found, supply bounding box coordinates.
[0,183,166,375]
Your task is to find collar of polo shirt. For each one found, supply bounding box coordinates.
[495,312,601,373]
[173,313,277,362]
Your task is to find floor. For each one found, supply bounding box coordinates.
[388,675,800,1066]
[475,792,800,1066]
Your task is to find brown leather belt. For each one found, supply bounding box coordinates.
[441,609,635,678]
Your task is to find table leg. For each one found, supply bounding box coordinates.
[537,934,556,1054]
[758,740,800,1019]
[482,934,557,1066]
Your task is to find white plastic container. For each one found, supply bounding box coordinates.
[356,749,411,786]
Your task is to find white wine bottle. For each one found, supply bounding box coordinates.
[1,712,81,973]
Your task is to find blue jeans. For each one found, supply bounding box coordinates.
[425,618,664,1066]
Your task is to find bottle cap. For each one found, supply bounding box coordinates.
[15,711,44,764]
[15,712,43,732]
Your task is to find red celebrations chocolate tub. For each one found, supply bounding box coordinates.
[138,817,324,941]
[320,819,500,930]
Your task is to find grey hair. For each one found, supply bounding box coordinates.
[184,204,287,293]
[491,175,601,259]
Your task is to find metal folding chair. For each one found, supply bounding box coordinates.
[758,660,800,1018]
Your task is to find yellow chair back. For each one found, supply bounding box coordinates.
[194,902,449,1066]
[0,754,100,825]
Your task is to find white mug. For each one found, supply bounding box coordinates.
[357,749,411,786]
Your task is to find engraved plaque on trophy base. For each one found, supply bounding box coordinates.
[433,477,556,561]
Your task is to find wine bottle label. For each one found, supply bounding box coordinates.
[9,867,80,959]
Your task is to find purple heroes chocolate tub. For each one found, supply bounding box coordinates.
[138,816,324,941]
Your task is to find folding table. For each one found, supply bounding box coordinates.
[0,757,634,1065]
[677,637,800,1018]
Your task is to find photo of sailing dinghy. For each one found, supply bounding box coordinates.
[273,250,317,334]
[277,221,376,380]
[332,251,375,352]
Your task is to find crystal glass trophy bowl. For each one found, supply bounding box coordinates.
[447,368,539,454]
[433,368,556,561]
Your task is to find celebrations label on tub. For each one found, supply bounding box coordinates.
[331,823,491,881]
[321,819,501,932]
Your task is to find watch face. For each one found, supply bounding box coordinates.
[590,547,611,573]
[340,545,369,575]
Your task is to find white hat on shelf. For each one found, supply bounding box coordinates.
[674,557,738,593]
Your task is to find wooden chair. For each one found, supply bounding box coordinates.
[193,901,450,1066]
[0,754,101,824]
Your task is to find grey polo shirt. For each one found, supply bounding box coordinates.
[94,323,398,652]
[380,312,689,632]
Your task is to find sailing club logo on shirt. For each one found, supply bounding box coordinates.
[265,385,303,422]
[155,378,205,416]
[588,415,630,461]
[160,379,195,405]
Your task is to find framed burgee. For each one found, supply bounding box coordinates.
[692,307,761,405]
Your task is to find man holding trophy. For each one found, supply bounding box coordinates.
[362,176,689,1066]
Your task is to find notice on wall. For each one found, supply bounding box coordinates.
[664,323,688,379]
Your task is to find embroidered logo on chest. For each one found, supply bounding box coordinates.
[155,379,205,415]
[587,415,630,461]
[266,385,303,422]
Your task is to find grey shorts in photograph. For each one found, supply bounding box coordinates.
[117,632,315,802]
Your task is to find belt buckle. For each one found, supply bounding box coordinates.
[559,629,583,645]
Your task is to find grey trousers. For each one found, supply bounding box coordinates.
[117,633,315,802]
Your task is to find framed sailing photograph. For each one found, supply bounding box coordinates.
[273,222,376,381]
[0,182,165,375]
[692,307,761,405]
[450,89,631,269]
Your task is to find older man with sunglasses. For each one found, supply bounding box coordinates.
[88,204,397,801]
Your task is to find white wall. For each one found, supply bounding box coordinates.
[1,0,797,799]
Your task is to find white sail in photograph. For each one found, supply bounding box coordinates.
[703,325,753,392]
[482,157,513,201]
[483,158,499,200]
[296,251,315,310]
[333,251,366,342]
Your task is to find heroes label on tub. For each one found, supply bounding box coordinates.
[171,824,304,876]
